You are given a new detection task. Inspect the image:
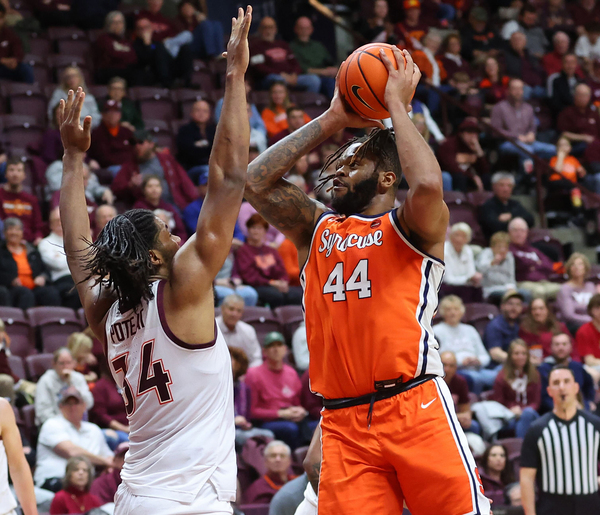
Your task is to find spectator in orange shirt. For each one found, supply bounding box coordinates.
[395,0,430,50]
[548,137,591,207]
[277,238,300,287]
[479,56,510,107]
[261,82,310,139]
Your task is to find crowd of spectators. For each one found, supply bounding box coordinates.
[1,0,600,513]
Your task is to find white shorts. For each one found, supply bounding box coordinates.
[114,480,233,515]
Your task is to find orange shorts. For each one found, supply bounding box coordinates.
[318,377,491,515]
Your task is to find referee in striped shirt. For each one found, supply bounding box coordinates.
[520,365,600,515]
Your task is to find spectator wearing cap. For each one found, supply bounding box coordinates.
[249,17,321,93]
[48,66,101,129]
[436,117,490,192]
[290,16,337,99]
[542,32,573,77]
[0,158,44,244]
[245,332,307,449]
[484,290,524,364]
[461,7,502,64]
[245,441,297,504]
[99,76,144,132]
[218,295,262,368]
[0,4,33,83]
[491,78,557,171]
[479,172,535,240]
[35,348,94,427]
[112,130,197,211]
[88,99,135,173]
[395,0,430,51]
[133,175,187,241]
[90,442,128,505]
[557,83,600,171]
[93,11,140,86]
[501,4,549,59]
[234,214,302,308]
[34,386,113,493]
[508,217,561,301]
[502,31,546,99]
[176,99,216,183]
[548,53,584,114]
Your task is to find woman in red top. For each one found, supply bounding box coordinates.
[576,293,600,376]
[518,297,574,364]
[49,457,103,514]
[479,57,509,107]
[492,339,541,438]
[479,444,515,508]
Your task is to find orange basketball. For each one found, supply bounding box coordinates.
[338,43,412,120]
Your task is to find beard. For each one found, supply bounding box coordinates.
[331,174,379,216]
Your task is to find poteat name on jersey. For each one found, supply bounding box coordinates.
[110,309,146,344]
[318,228,383,257]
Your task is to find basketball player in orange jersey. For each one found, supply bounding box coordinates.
[245,48,490,515]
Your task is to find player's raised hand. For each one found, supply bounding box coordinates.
[380,48,421,113]
[223,6,252,75]
[58,87,92,154]
[326,66,385,130]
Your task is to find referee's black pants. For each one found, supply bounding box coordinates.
[538,493,600,515]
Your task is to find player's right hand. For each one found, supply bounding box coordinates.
[326,73,385,131]
[58,87,92,155]
[224,6,252,75]
[380,48,421,113]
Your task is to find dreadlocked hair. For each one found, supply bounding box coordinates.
[316,128,401,193]
[81,209,161,313]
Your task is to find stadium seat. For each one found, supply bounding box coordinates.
[86,29,104,43]
[464,303,499,338]
[48,55,91,84]
[291,91,328,107]
[237,505,270,515]
[241,435,273,477]
[26,307,82,354]
[0,307,34,358]
[467,190,494,207]
[145,119,175,148]
[25,353,54,382]
[172,88,209,119]
[4,122,44,152]
[7,354,26,380]
[29,37,51,58]
[130,87,176,122]
[8,93,48,126]
[87,84,108,100]
[496,437,523,461]
[303,105,327,119]
[47,26,87,42]
[23,54,50,87]
[273,305,304,343]
[19,404,37,444]
[191,67,216,94]
[443,191,467,204]
[57,39,92,59]
[292,445,309,471]
[242,308,284,346]
[447,202,486,246]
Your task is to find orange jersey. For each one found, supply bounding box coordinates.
[302,210,445,399]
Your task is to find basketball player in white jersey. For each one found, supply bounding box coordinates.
[57,6,252,514]
[0,398,37,515]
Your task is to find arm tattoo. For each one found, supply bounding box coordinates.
[246,119,329,245]
[307,461,321,494]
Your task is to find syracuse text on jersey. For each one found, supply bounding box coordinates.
[318,227,383,258]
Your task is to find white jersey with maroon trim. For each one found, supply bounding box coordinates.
[105,280,236,504]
